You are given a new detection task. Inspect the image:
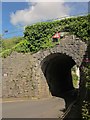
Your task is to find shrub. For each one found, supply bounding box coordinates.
[13,40,30,53]
[1,49,12,58]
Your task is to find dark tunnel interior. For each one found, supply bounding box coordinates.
[41,53,76,98]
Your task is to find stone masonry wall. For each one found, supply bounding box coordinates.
[2,35,87,99]
[33,35,87,67]
[2,52,50,99]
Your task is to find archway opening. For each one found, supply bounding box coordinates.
[41,53,76,98]
[71,65,80,89]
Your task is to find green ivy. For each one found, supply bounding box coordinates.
[82,101,90,120]
[24,14,90,53]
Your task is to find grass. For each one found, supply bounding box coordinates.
[2,37,23,52]
[0,37,30,58]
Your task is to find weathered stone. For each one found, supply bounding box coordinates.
[2,35,87,99]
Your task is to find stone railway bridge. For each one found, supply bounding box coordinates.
[32,35,87,98]
[2,35,87,99]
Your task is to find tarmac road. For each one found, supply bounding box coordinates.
[2,97,65,118]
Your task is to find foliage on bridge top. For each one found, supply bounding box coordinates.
[24,14,90,53]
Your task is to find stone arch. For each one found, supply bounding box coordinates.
[33,35,87,98]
